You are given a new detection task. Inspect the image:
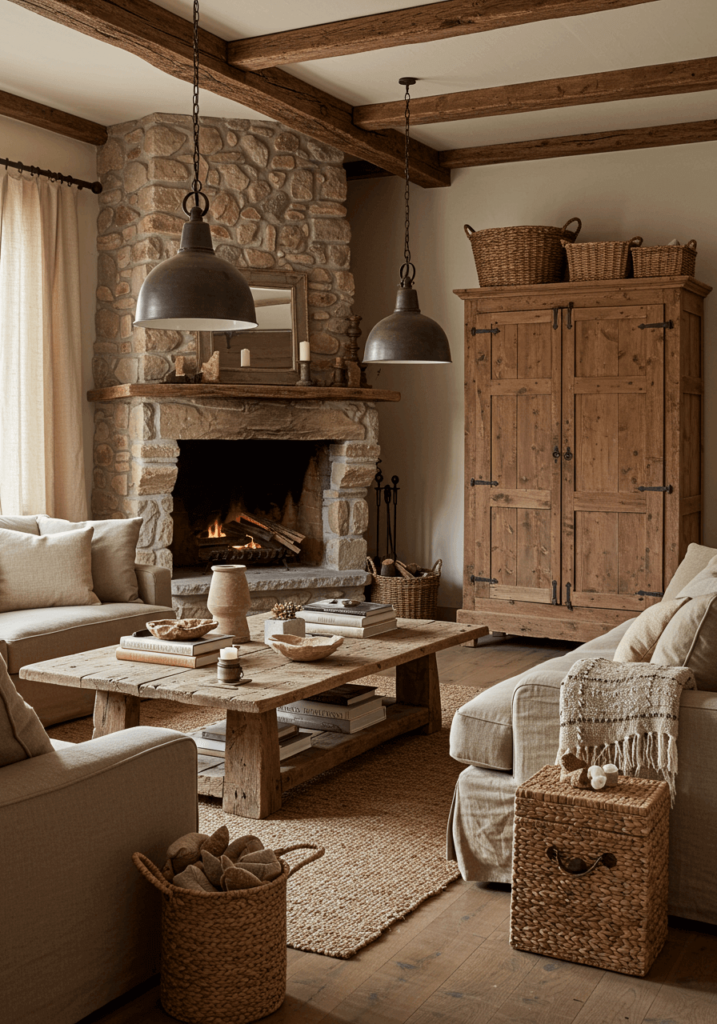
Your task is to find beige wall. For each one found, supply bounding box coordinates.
[348,142,717,610]
[0,114,99,511]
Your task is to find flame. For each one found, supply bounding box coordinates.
[233,534,261,551]
[207,519,226,539]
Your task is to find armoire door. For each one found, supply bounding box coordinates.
[467,308,561,606]
[561,303,666,613]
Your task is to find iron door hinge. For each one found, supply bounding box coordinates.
[551,580,558,605]
[471,478,499,486]
[471,326,500,335]
[471,575,498,584]
[638,320,674,330]
[636,590,664,597]
[638,485,673,493]
[565,582,573,610]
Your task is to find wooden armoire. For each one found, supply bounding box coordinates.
[456,276,710,642]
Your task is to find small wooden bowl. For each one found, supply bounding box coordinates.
[146,618,219,641]
[266,633,344,662]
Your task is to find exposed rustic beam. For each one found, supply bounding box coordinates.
[8,0,449,188]
[0,87,107,145]
[344,160,392,181]
[355,55,717,129]
[439,118,717,167]
[227,0,657,71]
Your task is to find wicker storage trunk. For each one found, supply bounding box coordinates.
[510,766,669,977]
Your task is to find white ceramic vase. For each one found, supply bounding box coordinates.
[207,565,252,643]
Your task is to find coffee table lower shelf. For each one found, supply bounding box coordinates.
[196,700,429,801]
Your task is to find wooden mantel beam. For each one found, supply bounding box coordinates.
[8,0,449,188]
[0,88,108,145]
[439,118,717,167]
[355,55,717,130]
[227,0,657,71]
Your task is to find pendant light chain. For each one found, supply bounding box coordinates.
[191,0,202,204]
[403,80,411,273]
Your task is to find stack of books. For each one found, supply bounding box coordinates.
[276,682,387,734]
[116,629,235,668]
[188,719,320,761]
[297,600,397,638]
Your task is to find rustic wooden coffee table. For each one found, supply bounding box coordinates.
[20,613,487,818]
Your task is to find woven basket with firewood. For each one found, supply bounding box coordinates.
[366,557,442,619]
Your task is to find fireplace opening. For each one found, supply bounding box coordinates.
[171,440,327,570]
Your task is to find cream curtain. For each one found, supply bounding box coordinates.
[0,172,87,520]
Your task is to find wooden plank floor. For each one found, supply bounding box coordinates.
[80,636,717,1024]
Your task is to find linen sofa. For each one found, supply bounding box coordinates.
[448,542,717,926]
[0,514,174,725]
[0,723,198,1024]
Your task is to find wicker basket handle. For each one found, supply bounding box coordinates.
[546,845,617,878]
[431,559,442,575]
[464,224,476,239]
[275,843,325,877]
[686,239,697,250]
[628,236,643,247]
[561,217,582,239]
[366,555,378,578]
[133,852,175,896]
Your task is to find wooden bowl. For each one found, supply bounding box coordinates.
[146,618,219,641]
[266,633,344,662]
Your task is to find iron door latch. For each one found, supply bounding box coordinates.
[638,320,674,330]
[471,326,500,335]
[636,590,664,597]
[552,303,575,330]
[471,478,499,486]
[471,575,498,584]
[565,582,573,610]
[638,485,673,493]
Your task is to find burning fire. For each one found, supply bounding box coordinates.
[207,519,226,539]
[233,534,261,550]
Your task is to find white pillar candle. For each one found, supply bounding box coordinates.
[219,646,239,660]
[603,764,619,786]
[299,341,311,362]
[241,348,251,367]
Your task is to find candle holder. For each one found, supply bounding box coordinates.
[217,659,244,683]
[297,360,315,386]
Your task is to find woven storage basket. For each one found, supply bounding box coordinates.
[366,556,442,619]
[510,766,669,977]
[464,217,581,287]
[632,239,697,278]
[134,844,323,1024]
[561,235,642,281]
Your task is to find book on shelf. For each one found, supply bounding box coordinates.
[302,683,378,707]
[188,724,319,760]
[115,647,219,669]
[304,619,397,640]
[278,730,317,760]
[279,694,383,720]
[120,631,235,658]
[302,600,394,619]
[200,720,298,743]
[297,607,397,628]
[277,704,387,734]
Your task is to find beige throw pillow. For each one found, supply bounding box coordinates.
[651,594,717,691]
[38,516,143,604]
[663,543,717,600]
[0,527,99,613]
[676,555,717,599]
[0,655,53,767]
[613,598,690,663]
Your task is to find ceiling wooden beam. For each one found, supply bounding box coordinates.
[439,118,717,167]
[8,0,449,189]
[355,55,717,129]
[0,87,108,145]
[227,0,657,71]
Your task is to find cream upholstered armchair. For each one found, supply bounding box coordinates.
[0,514,175,725]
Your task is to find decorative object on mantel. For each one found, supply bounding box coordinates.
[562,235,642,282]
[367,556,442,619]
[134,0,257,334]
[332,355,348,386]
[632,238,698,278]
[363,79,451,365]
[345,314,370,388]
[297,359,315,386]
[207,565,252,643]
[464,217,581,287]
[147,618,218,641]
[266,633,344,662]
[199,350,221,383]
[0,156,102,193]
[264,601,306,643]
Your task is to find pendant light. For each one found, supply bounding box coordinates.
[134,0,257,331]
[363,78,451,365]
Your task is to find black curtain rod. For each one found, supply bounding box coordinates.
[0,157,102,193]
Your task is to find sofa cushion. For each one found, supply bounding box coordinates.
[0,655,53,767]
[651,594,717,691]
[0,602,172,674]
[0,527,99,614]
[38,516,143,604]
[677,555,717,599]
[614,598,690,663]
[449,621,635,770]
[0,515,39,535]
[663,543,717,600]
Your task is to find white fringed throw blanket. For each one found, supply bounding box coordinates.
[558,658,696,803]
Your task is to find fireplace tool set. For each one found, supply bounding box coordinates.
[373,467,401,574]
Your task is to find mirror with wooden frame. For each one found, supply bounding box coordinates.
[198,269,309,384]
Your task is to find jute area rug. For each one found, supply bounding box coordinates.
[49,676,478,959]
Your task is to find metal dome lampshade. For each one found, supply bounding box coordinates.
[363,78,451,365]
[134,0,256,333]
